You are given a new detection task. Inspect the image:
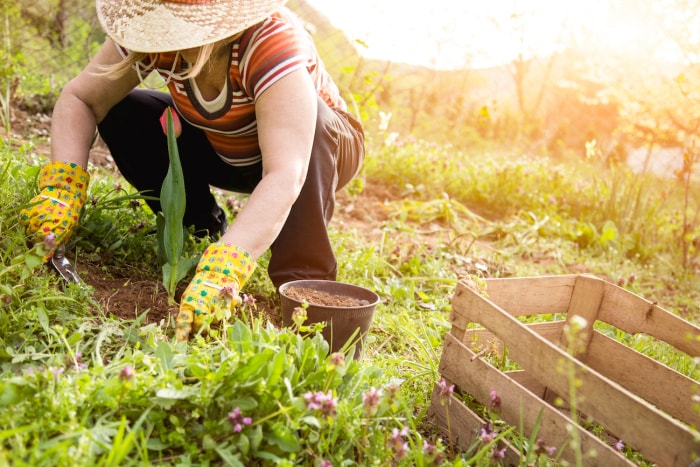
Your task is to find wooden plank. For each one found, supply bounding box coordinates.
[427,385,521,465]
[439,333,633,466]
[507,369,548,397]
[558,275,605,358]
[597,280,700,357]
[483,275,577,316]
[451,281,700,467]
[585,330,700,429]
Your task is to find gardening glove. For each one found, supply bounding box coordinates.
[176,242,256,341]
[20,161,89,261]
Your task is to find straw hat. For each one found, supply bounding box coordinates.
[96,0,288,53]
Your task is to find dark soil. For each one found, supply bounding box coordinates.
[282,286,369,307]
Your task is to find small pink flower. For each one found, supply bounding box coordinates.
[480,423,495,443]
[615,439,624,451]
[362,387,382,416]
[243,294,256,307]
[437,377,454,405]
[120,365,134,381]
[292,306,307,326]
[228,407,252,433]
[159,107,182,138]
[304,390,337,417]
[329,352,345,368]
[490,388,501,409]
[388,427,409,460]
[491,447,506,461]
[43,232,57,251]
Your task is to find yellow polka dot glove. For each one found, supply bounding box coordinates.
[20,161,90,261]
[176,242,256,341]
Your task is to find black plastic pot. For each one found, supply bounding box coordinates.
[279,280,380,360]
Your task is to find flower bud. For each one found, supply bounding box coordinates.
[159,107,182,138]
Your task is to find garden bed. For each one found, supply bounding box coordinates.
[428,274,700,466]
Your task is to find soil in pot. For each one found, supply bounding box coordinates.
[283,286,370,307]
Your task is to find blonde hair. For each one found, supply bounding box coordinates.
[99,42,219,81]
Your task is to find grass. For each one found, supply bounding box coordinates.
[0,126,699,465]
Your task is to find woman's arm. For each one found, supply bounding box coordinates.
[218,67,318,260]
[50,38,140,168]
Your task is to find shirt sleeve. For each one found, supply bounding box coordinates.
[239,13,314,100]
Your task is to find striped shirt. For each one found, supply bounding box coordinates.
[130,8,346,166]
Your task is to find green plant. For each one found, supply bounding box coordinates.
[156,107,198,301]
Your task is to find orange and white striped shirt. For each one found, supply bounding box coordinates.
[129,8,346,166]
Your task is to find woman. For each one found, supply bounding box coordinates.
[19,0,365,341]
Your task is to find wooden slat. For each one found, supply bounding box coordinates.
[451,280,700,467]
[439,333,633,466]
[483,275,577,316]
[597,280,700,357]
[427,385,520,465]
[507,369,548,399]
[558,275,605,357]
[585,330,700,429]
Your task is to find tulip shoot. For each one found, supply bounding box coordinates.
[157,107,198,301]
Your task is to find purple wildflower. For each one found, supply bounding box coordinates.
[292,306,308,326]
[490,388,501,409]
[120,365,134,381]
[480,422,495,443]
[615,439,624,451]
[329,352,345,368]
[437,377,454,405]
[388,427,409,460]
[50,366,64,378]
[243,294,256,307]
[228,407,253,433]
[319,460,333,467]
[491,447,506,461]
[68,352,87,371]
[423,440,444,465]
[43,232,57,251]
[362,387,382,416]
[304,390,337,417]
[130,220,147,232]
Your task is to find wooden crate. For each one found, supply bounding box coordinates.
[428,274,700,466]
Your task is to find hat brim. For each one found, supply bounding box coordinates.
[97,0,287,53]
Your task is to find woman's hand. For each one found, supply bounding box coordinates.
[20,161,90,261]
[176,242,256,341]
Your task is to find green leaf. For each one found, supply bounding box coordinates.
[0,381,22,406]
[267,422,301,453]
[175,256,199,283]
[236,433,250,455]
[37,308,49,335]
[266,350,286,387]
[24,253,43,269]
[300,415,321,428]
[155,342,174,371]
[229,396,259,411]
[233,351,274,382]
[145,438,170,451]
[215,446,244,466]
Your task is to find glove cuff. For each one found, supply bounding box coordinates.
[197,242,256,286]
[39,161,90,204]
